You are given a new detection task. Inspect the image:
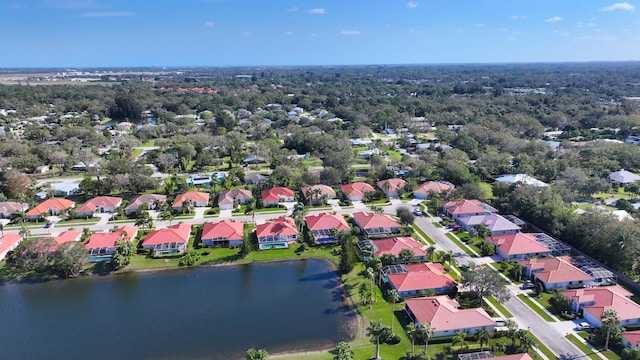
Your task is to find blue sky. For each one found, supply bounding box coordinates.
[1,0,639,67]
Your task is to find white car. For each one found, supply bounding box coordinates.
[576,322,593,331]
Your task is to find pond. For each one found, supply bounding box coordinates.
[0,259,355,360]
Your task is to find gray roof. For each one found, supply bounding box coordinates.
[609,169,640,183]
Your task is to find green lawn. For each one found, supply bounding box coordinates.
[59,218,101,225]
[485,296,514,318]
[445,233,478,257]
[528,332,557,360]
[130,148,144,159]
[142,139,156,147]
[479,182,494,199]
[432,221,443,228]
[254,207,287,214]
[566,334,602,360]
[516,294,557,322]
[412,224,435,245]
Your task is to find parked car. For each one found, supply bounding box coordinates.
[492,317,506,327]
[576,322,594,331]
[44,221,56,229]
[521,281,535,289]
[413,209,423,216]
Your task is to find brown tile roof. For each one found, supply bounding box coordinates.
[218,189,252,206]
[172,192,209,208]
[76,196,122,213]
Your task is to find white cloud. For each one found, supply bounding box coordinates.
[287,6,298,12]
[553,30,570,37]
[602,2,635,11]
[406,1,420,8]
[476,23,484,27]
[308,8,325,14]
[204,21,215,27]
[79,11,135,17]
[545,16,562,23]
[511,15,527,20]
[341,30,361,35]
[284,31,293,35]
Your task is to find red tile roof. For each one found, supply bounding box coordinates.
[172,192,209,208]
[125,194,166,211]
[26,198,75,216]
[518,256,593,285]
[202,220,244,241]
[261,187,295,203]
[489,233,551,256]
[352,212,401,229]
[377,178,407,193]
[0,233,23,258]
[443,199,487,216]
[43,230,83,252]
[301,185,336,199]
[256,217,298,238]
[373,237,427,258]
[623,330,640,347]
[562,285,640,322]
[405,295,495,332]
[388,263,457,292]
[413,181,453,196]
[142,223,191,246]
[493,354,534,360]
[218,189,252,206]
[340,182,375,198]
[86,226,138,250]
[305,213,350,232]
[76,196,122,214]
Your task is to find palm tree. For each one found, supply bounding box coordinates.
[366,267,375,309]
[182,198,194,214]
[406,322,419,357]
[245,198,257,223]
[159,211,175,226]
[601,309,620,350]
[453,331,467,351]
[383,180,392,197]
[359,283,371,307]
[18,224,31,239]
[387,289,400,333]
[426,245,436,262]
[505,319,519,346]
[440,250,456,268]
[475,328,491,351]
[0,223,3,237]
[366,319,390,360]
[517,330,536,352]
[419,322,433,356]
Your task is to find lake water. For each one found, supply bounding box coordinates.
[0,259,355,360]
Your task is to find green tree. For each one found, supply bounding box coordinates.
[602,309,621,351]
[339,235,357,274]
[380,253,397,266]
[111,238,136,270]
[398,248,415,263]
[366,319,391,360]
[179,249,200,267]
[333,341,354,360]
[461,263,510,306]
[158,210,175,226]
[452,331,467,350]
[475,328,491,351]
[387,289,400,333]
[52,241,88,278]
[396,206,415,225]
[419,322,433,356]
[505,319,519,346]
[245,348,269,360]
[406,322,419,357]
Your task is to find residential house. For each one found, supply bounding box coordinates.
[26,198,75,221]
[340,182,376,201]
[352,212,402,237]
[404,295,496,338]
[492,355,534,360]
[50,182,80,197]
[370,237,428,262]
[383,263,457,297]
[261,187,295,207]
[413,181,454,199]
[376,178,407,198]
[201,220,244,248]
[256,217,298,250]
[218,189,252,210]
[244,174,268,185]
[301,185,336,205]
[609,169,640,184]
[305,213,350,244]
[518,256,593,289]
[85,226,138,261]
[0,201,29,219]
[75,196,123,217]
[488,233,552,260]
[172,191,210,211]
[563,285,640,328]
[458,214,521,236]
[495,174,548,187]
[0,233,23,260]
[142,223,192,256]
[242,156,267,165]
[124,194,167,216]
[44,230,83,252]
[622,331,640,350]
[443,199,496,219]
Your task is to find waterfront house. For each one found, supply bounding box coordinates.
[443,199,496,219]
[201,220,244,248]
[75,196,123,217]
[45,230,83,252]
[562,285,640,328]
[261,187,295,207]
[0,233,23,260]
[218,189,252,210]
[404,295,496,338]
[370,237,428,262]
[304,213,350,244]
[124,194,167,216]
[412,181,454,199]
[488,233,552,260]
[622,331,640,350]
[352,212,402,237]
[85,226,138,261]
[26,198,75,221]
[301,185,336,205]
[142,223,192,256]
[256,217,298,250]
[376,178,407,198]
[458,214,521,236]
[0,201,29,218]
[172,191,209,210]
[382,263,457,297]
[340,182,376,201]
[518,256,593,289]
